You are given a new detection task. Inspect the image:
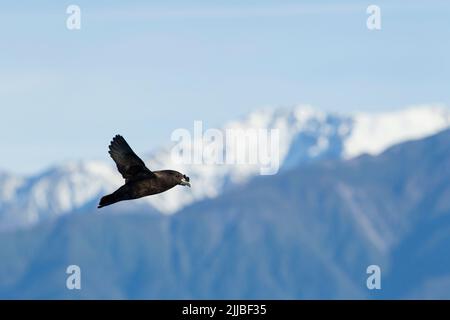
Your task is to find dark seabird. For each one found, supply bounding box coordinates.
[98,135,190,208]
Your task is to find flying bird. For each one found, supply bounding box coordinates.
[98,135,190,208]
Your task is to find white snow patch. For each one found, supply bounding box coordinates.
[344,105,450,159]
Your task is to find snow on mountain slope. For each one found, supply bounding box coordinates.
[0,172,25,206]
[1,104,450,231]
[142,105,349,212]
[344,105,450,159]
[0,162,121,231]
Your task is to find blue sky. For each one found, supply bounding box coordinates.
[1,0,449,174]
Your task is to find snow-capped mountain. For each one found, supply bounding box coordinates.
[3,128,450,299]
[1,104,450,231]
[0,162,123,230]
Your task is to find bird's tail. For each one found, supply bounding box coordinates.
[98,193,118,209]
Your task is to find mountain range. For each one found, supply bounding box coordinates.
[1,104,450,232]
[1,124,450,298]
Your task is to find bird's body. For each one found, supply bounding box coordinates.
[98,135,190,208]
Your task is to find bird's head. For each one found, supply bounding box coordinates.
[173,171,191,188]
[180,173,191,187]
[159,170,191,188]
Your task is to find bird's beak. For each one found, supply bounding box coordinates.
[180,177,191,187]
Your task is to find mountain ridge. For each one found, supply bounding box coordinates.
[1,104,449,231]
[2,128,450,298]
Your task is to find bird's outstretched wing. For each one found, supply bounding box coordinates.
[108,135,155,182]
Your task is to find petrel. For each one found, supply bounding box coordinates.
[98,135,190,208]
